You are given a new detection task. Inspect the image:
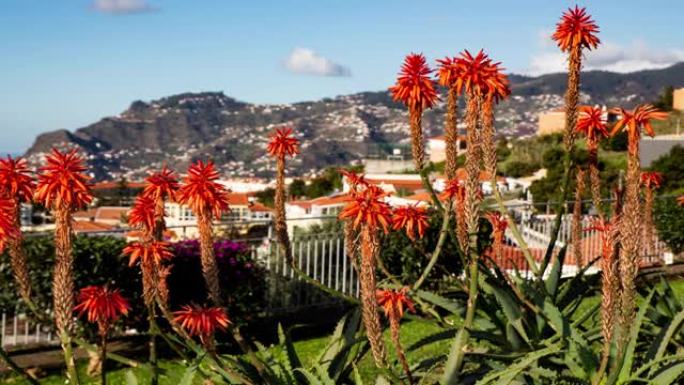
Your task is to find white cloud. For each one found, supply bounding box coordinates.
[284,48,351,77]
[527,39,684,75]
[92,0,156,14]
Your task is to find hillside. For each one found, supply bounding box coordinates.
[25,63,684,180]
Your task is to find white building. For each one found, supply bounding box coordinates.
[164,192,272,238]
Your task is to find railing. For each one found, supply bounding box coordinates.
[1,312,57,349]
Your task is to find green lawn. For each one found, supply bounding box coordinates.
[5,279,684,384]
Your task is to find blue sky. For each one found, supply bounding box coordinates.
[2,0,683,154]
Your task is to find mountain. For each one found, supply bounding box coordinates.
[25,63,684,181]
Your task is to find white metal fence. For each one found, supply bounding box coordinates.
[1,312,57,348]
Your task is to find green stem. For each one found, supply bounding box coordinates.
[73,337,140,368]
[538,155,575,278]
[59,330,81,385]
[0,345,40,385]
[148,306,159,385]
[490,178,540,276]
[412,201,452,291]
[419,168,443,211]
[442,256,480,384]
[100,333,107,385]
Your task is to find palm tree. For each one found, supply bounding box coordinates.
[552,6,600,149]
[35,148,93,385]
[576,106,609,215]
[611,104,667,347]
[339,185,392,367]
[640,171,663,256]
[177,160,230,305]
[267,127,300,264]
[390,53,438,172]
[0,157,37,314]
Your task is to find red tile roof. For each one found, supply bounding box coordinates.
[92,181,147,190]
[72,221,115,233]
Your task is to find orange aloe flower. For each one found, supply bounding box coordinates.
[34,148,93,209]
[340,169,368,194]
[436,56,461,89]
[486,212,508,233]
[267,127,300,158]
[0,198,17,252]
[482,60,511,103]
[392,205,429,240]
[611,105,668,153]
[440,178,466,202]
[128,195,157,231]
[552,6,600,52]
[0,156,35,203]
[678,196,684,206]
[640,171,663,189]
[390,53,438,112]
[576,106,609,142]
[454,49,494,97]
[339,185,392,233]
[142,166,179,202]
[177,160,230,219]
[74,285,130,328]
[584,217,615,259]
[123,241,173,267]
[173,305,231,338]
[376,288,415,320]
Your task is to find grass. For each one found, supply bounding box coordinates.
[5,280,684,384]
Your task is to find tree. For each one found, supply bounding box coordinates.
[288,179,306,199]
[649,145,684,192]
[653,85,674,112]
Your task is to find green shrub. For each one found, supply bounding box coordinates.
[0,235,266,327]
[654,197,684,254]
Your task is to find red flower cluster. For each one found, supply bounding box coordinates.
[142,166,179,202]
[392,205,429,240]
[267,127,300,158]
[390,53,438,111]
[640,171,663,189]
[552,6,600,52]
[35,149,93,209]
[339,185,392,233]
[123,241,173,266]
[173,305,231,338]
[177,160,230,219]
[0,156,35,202]
[576,106,609,142]
[128,195,157,231]
[376,288,415,319]
[74,285,130,326]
